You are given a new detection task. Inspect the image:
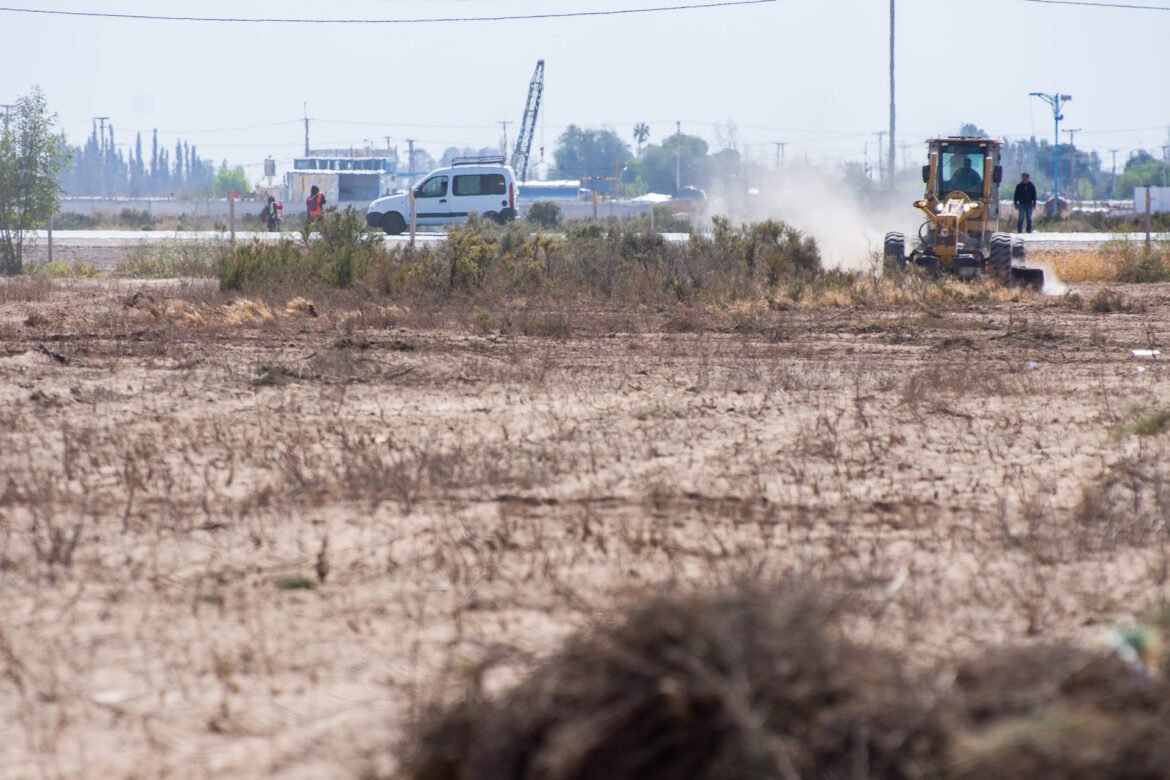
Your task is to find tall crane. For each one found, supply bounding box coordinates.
[511,60,544,182]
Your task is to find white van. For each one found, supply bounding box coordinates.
[366,157,518,234]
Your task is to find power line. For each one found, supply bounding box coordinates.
[0,1,777,24]
[1021,0,1170,10]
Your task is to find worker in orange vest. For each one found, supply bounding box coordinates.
[306,185,326,218]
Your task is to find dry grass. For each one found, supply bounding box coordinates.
[1036,242,1170,283]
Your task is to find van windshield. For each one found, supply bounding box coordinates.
[417,176,448,198]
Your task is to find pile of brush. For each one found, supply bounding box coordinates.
[401,584,1170,780]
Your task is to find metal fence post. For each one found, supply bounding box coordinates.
[1146,186,1152,255]
[409,188,416,248]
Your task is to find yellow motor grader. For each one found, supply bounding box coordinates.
[884,137,1044,289]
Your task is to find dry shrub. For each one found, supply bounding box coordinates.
[0,275,52,302]
[222,297,274,324]
[401,584,947,780]
[285,296,318,317]
[1073,444,1170,554]
[1040,243,1170,284]
[401,585,1170,780]
[1088,289,1130,313]
[162,299,207,326]
[947,643,1170,778]
[1040,250,1116,283]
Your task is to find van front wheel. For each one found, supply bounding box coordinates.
[383,212,406,235]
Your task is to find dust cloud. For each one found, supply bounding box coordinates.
[711,166,923,271]
[1030,260,1069,296]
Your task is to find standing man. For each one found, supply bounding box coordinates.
[263,195,282,231]
[306,184,326,225]
[1014,172,1037,233]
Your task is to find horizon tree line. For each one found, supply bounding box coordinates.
[60,123,218,198]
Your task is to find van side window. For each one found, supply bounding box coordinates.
[453,174,507,197]
[453,175,481,196]
[417,176,448,198]
[485,174,506,195]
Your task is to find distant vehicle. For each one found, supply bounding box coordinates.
[366,156,517,234]
[675,186,707,202]
[670,185,708,218]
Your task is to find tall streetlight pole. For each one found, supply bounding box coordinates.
[1029,92,1071,211]
[675,120,682,194]
[888,0,896,188]
[499,120,511,158]
[1062,127,1081,200]
[303,103,310,156]
[94,116,110,196]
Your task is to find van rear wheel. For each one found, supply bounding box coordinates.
[499,208,517,223]
[383,212,406,235]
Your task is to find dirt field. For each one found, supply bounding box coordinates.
[2,272,1169,778]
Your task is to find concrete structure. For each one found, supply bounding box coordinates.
[1133,186,1170,214]
[286,155,398,206]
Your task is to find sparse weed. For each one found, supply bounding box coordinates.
[1114,410,1170,438]
[1089,288,1129,313]
[118,240,221,278]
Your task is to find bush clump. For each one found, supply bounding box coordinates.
[402,585,946,780]
[526,200,562,228]
[400,584,1170,780]
[217,206,384,290]
[119,207,156,230]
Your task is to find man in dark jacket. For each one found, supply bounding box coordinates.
[1013,172,1037,233]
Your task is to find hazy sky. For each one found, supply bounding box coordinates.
[6,0,1169,180]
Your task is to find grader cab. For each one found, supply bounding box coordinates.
[884,137,1044,289]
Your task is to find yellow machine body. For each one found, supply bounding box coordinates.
[915,137,1002,267]
[884,135,1043,289]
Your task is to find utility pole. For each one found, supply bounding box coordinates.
[773,141,786,169]
[303,103,310,156]
[1063,127,1081,200]
[1029,92,1071,211]
[499,121,511,158]
[876,131,886,186]
[1109,149,1119,197]
[94,116,109,196]
[675,120,682,194]
[888,0,896,188]
[406,139,415,187]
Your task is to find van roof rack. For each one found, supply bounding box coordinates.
[451,155,506,167]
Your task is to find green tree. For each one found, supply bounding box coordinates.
[552,125,631,180]
[0,86,69,275]
[1115,151,1169,198]
[634,133,710,194]
[213,161,249,198]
